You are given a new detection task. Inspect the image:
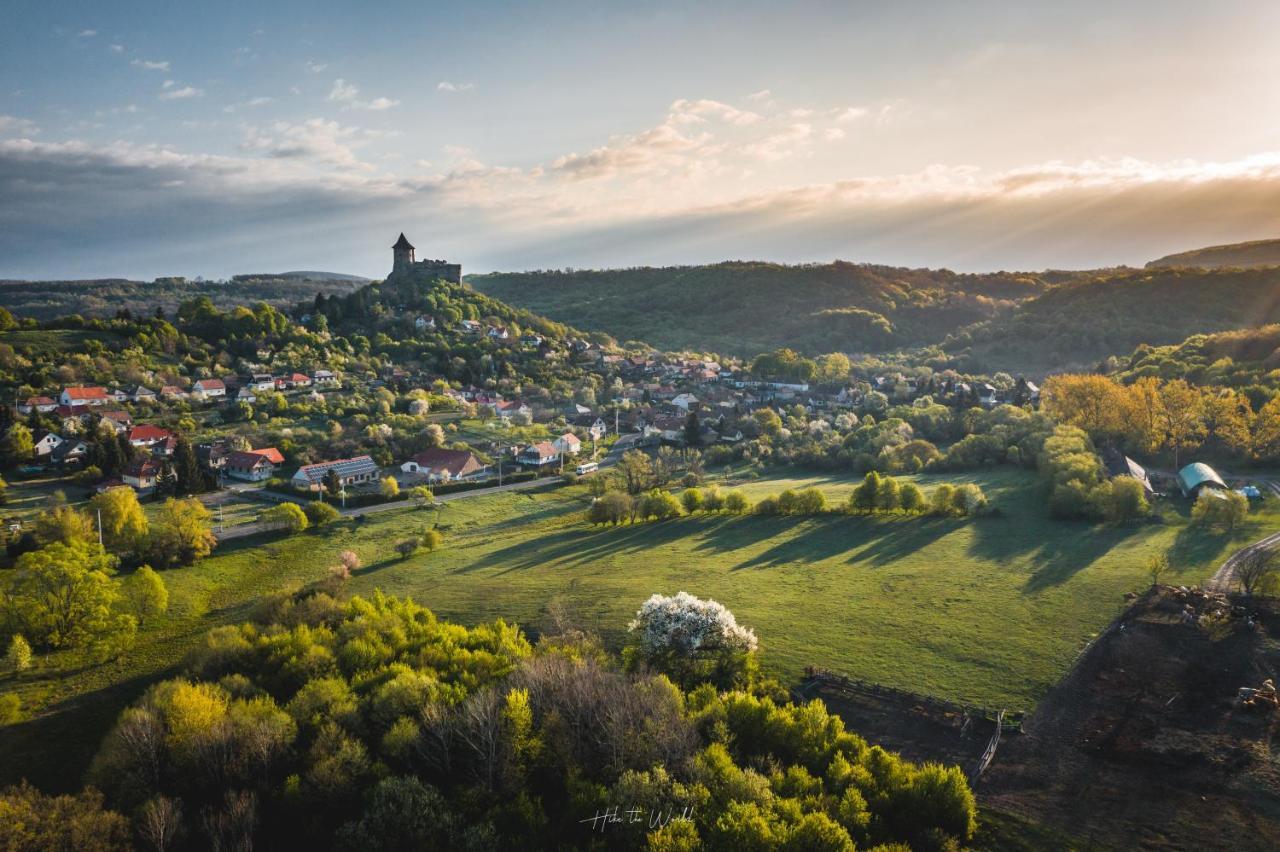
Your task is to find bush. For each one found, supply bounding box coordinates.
[261,502,309,534]
[680,488,703,514]
[641,490,682,521]
[394,538,420,559]
[899,482,926,513]
[422,529,443,552]
[588,490,633,525]
[304,501,341,526]
[1191,489,1248,531]
[723,489,750,514]
[4,634,32,674]
[0,693,19,724]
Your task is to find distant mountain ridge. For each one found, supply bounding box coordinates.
[468,261,1057,356]
[1147,238,1280,269]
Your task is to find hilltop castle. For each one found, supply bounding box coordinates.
[390,233,461,283]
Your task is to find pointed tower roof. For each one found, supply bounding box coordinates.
[392,232,415,250]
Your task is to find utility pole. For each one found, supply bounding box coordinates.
[97,508,103,548]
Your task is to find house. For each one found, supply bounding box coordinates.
[159,385,189,400]
[59,386,110,407]
[128,424,174,448]
[312,370,339,385]
[672,393,700,411]
[400,448,488,482]
[130,386,158,404]
[976,383,998,407]
[192,378,227,399]
[487,326,510,341]
[107,388,130,403]
[495,400,532,422]
[553,432,582,456]
[517,441,560,467]
[32,431,63,458]
[521,333,543,347]
[414,316,436,331]
[17,396,57,414]
[51,439,89,468]
[459,319,481,335]
[291,455,380,491]
[250,447,285,465]
[233,387,257,404]
[1178,463,1228,498]
[1103,450,1155,496]
[197,440,230,471]
[224,450,277,482]
[123,457,162,492]
[100,411,133,433]
[287,373,312,388]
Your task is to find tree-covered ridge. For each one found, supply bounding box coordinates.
[0,276,365,322]
[468,261,1051,356]
[944,265,1280,374]
[1147,237,1280,269]
[39,588,978,851]
[1114,324,1280,391]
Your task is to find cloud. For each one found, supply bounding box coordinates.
[743,123,812,161]
[745,89,772,102]
[832,107,868,123]
[824,128,846,141]
[0,115,39,137]
[670,98,762,126]
[437,81,475,92]
[240,118,386,169]
[306,61,328,73]
[329,79,399,110]
[158,86,203,101]
[328,78,358,102]
[223,96,274,113]
[109,44,125,53]
[131,59,171,72]
[552,122,713,180]
[77,29,98,38]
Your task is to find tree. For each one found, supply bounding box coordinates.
[1,423,34,468]
[617,450,654,495]
[899,482,926,513]
[422,529,443,552]
[323,468,342,498]
[1106,477,1149,521]
[304,501,341,526]
[122,566,169,626]
[641,490,682,520]
[1042,375,1127,442]
[149,497,216,567]
[849,471,882,513]
[683,412,701,448]
[753,408,783,438]
[33,503,95,546]
[262,502,309,534]
[4,634,32,674]
[394,538,420,559]
[1252,394,1280,461]
[680,487,703,514]
[172,436,203,495]
[89,486,150,554]
[0,782,131,851]
[409,485,434,509]
[627,591,758,689]
[1158,379,1207,469]
[1234,547,1279,597]
[1191,489,1248,532]
[1146,553,1170,588]
[587,491,633,525]
[380,476,400,499]
[724,490,751,514]
[7,541,123,648]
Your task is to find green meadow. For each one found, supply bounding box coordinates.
[0,466,1263,790]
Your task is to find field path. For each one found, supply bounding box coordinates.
[1204,527,1280,593]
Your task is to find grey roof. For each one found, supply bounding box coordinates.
[1177,462,1226,495]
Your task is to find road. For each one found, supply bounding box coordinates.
[213,431,645,542]
[1205,528,1280,593]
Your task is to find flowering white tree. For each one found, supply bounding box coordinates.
[628,591,758,657]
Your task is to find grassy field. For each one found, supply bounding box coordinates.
[0,466,1270,790]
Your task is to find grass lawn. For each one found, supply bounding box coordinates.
[1,466,1271,790]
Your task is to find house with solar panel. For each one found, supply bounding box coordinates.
[291,455,380,491]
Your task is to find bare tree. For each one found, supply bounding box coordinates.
[138,796,184,852]
[1236,547,1280,596]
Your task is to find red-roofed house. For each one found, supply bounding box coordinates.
[517,441,560,467]
[17,396,57,415]
[192,378,226,399]
[225,450,277,481]
[122,457,162,492]
[128,424,174,448]
[400,448,488,482]
[60,386,109,406]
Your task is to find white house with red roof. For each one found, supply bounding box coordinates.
[59,386,109,407]
[128,424,174,448]
[192,378,227,399]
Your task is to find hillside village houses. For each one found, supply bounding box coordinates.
[60,386,110,406]
[225,448,285,482]
[400,448,488,483]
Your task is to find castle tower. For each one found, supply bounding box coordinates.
[392,232,415,273]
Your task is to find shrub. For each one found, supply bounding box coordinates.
[588,491,633,525]
[723,489,750,514]
[680,488,703,514]
[1191,489,1248,531]
[304,501,341,526]
[394,538,420,559]
[261,502,309,534]
[422,529,443,552]
[899,482,926,513]
[0,693,19,724]
[4,634,32,674]
[641,490,682,521]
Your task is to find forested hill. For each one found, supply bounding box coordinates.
[944,265,1280,374]
[0,275,365,320]
[467,261,1051,356]
[1147,237,1280,269]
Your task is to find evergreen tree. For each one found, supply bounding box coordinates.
[683,411,702,448]
[156,460,178,497]
[173,436,202,495]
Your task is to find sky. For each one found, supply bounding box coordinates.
[3,0,1280,280]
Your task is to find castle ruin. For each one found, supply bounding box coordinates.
[390,233,461,283]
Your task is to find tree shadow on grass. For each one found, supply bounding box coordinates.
[842,517,963,568]
[1018,522,1148,593]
